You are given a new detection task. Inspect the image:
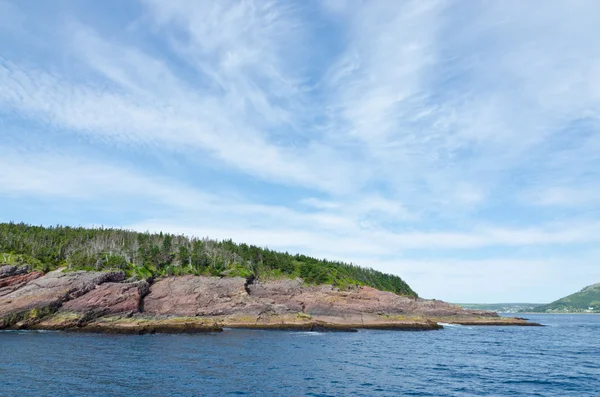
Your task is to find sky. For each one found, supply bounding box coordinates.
[1,0,599,303]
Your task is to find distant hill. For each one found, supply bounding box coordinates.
[532,283,600,313]
[456,303,541,313]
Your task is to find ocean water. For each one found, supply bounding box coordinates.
[1,314,599,396]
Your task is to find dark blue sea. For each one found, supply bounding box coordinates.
[1,314,599,396]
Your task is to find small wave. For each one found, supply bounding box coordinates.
[438,322,461,327]
[438,323,473,330]
[295,331,324,336]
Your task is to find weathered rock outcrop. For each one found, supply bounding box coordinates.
[0,271,541,333]
[248,279,498,318]
[0,268,124,328]
[62,280,150,317]
[0,271,44,297]
[0,264,32,278]
[144,276,254,316]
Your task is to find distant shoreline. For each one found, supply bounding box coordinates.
[517,312,600,315]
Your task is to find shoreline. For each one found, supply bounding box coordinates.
[1,269,543,334]
[516,312,600,315]
[4,313,541,334]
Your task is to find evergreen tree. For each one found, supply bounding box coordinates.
[0,222,417,297]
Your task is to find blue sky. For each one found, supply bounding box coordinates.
[1,0,599,303]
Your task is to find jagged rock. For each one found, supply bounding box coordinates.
[0,271,44,297]
[246,282,495,318]
[3,272,537,332]
[62,280,150,317]
[0,269,125,328]
[17,264,31,275]
[143,276,272,316]
[247,278,303,298]
[0,265,17,278]
[299,285,416,316]
[0,264,32,279]
[143,277,499,320]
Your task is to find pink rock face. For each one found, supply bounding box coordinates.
[2,270,501,331]
[247,279,303,298]
[143,277,498,319]
[144,276,271,316]
[296,286,497,318]
[296,285,416,316]
[245,279,305,313]
[62,280,149,315]
[245,282,415,316]
[0,269,125,319]
[0,272,43,297]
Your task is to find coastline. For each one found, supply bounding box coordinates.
[19,313,540,334]
[516,312,600,315]
[1,268,542,334]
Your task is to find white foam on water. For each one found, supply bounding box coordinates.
[438,322,461,327]
[439,323,473,330]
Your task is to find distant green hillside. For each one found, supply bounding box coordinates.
[0,222,416,297]
[457,303,541,313]
[532,284,600,313]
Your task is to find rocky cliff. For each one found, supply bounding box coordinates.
[0,265,540,333]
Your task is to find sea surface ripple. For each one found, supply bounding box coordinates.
[1,314,599,396]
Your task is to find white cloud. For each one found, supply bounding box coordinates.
[522,186,600,208]
[376,257,600,303]
[0,16,359,194]
[2,144,600,302]
[121,219,600,302]
[0,149,215,211]
[1,0,600,302]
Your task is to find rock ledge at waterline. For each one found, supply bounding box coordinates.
[0,267,541,333]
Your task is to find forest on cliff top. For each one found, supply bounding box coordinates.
[0,222,416,297]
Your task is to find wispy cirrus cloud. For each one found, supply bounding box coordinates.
[1,0,600,302]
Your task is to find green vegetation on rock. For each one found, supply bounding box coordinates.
[0,222,417,297]
[532,283,600,313]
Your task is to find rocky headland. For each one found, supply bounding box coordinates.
[0,265,541,333]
